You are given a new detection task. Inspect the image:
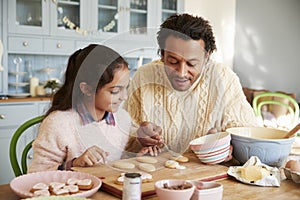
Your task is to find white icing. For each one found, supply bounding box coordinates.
[165,160,179,168]
[32,182,48,190]
[67,178,79,185]
[117,172,152,183]
[33,189,50,197]
[176,165,186,170]
[77,178,92,186]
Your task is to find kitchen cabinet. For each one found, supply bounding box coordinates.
[8,0,183,38]
[0,100,50,184]
[3,0,184,95]
[8,0,83,38]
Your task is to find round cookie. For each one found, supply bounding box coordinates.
[171,155,189,163]
[165,160,179,169]
[136,156,158,164]
[77,179,93,190]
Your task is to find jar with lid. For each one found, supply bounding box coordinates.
[122,172,142,200]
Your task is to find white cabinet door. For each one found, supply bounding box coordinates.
[0,103,39,184]
[49,0,85,37]
[8,0,49,35]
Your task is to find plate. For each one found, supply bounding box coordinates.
[10,171,102,198]
[9,71,27,76]
[8,93,30,98]
[24,197,90,200]
[9,82,30,87]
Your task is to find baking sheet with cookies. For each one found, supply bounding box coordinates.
[72,152,229,198]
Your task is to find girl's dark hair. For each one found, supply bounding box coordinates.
[45,44,128,116]
[157,13,217,55]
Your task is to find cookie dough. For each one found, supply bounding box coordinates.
[136,156,158,164]
[138,163,156,172]
[240,166,269,181]
[112,161,135,170]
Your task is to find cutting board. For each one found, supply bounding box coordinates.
[72,152,228,198]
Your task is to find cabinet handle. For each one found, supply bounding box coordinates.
[0,114,5,119]
[22,41,29,47]
[28,154,33,159]
[56,43,62,48]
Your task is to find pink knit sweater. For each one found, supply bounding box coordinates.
[28,108,131,172]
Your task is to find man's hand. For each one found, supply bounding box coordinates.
[137,121,163,147]
[137,145,162,157]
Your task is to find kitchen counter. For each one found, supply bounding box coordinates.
[0,97,51,103]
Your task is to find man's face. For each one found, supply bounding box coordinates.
[162,36,207,91]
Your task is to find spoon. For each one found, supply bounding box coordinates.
[161,143,182,158]
[284,122,300,138]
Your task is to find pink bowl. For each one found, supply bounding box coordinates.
[196,149,230,164]
[155,179,195,200]
[196,145,230,158]
[10,171,102,198]
[190,132,231,164]
[189,132,231,152]
[190,180,223,200]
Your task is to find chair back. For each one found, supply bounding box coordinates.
[9,115,44,177]
[252,92,299,130]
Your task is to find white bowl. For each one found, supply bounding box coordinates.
[155,179,195,200]
[226,127,295,167]
[190,181,223,200]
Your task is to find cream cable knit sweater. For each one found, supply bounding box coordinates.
[28,108,131,172]
[124,60,258,153]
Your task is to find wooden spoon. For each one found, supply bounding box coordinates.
[284,122,300,138]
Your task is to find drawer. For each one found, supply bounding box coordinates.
[44,39,75,55]
[0,104,38,127]
[8,36,43,52]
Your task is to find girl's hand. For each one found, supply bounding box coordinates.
[73,145,109,167]
[137,121,164,147]
[137,145,162,157]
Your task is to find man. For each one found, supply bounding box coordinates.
[124,13,257,155]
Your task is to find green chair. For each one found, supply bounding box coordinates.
[9,115,44,177]
[252,92,299,129]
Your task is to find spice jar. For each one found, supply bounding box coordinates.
[122,172,141,200]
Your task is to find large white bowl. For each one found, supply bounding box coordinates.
[226,127,295,167]
[10,171,102,198]
[155,179,195,200]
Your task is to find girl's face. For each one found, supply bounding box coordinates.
[94,66,130,113]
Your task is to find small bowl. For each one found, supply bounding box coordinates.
[155,179,195,200]
[190,181,223,200]
[189,132,231,164]
[227,127,295,167]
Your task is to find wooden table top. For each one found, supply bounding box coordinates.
[2,177,300,200]
[3,152,300,199]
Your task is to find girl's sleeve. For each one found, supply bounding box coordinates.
[28,113,72,172]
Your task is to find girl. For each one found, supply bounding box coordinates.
[28,44,161,172]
